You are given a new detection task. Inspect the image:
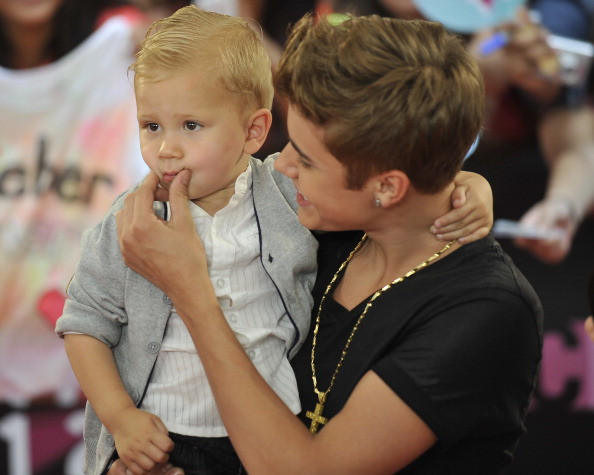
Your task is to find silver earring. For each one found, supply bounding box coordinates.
[375,198,382,208]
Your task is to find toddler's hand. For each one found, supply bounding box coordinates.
[111,407,173,475]
[431,171,493,244]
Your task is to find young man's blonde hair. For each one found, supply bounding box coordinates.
[130,5,274,112]
[275,14,485,193]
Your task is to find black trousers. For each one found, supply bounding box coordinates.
[168,432,245,475]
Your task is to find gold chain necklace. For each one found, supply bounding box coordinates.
[306,234,455,434]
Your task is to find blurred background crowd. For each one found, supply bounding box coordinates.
[1,0,593,473]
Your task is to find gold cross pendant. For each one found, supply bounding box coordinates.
[306,402,328,434]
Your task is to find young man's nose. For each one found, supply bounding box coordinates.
[274,143,298,178]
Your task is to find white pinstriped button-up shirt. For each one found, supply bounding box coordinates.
[141,165,300,436]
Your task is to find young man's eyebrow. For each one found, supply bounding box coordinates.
[289,139,312,162]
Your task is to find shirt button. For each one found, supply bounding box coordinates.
[216,278,225,289]
[228,313,238,324]
[163,294,172,304]
[106,435,115,446]
[247,349,256,360]
[130,390,140,402]
[147,342,160,353]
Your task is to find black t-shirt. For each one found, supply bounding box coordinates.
[291,232,543,473]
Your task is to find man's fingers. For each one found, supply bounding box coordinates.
[154,187,170,202]
[141,172,170,202]
[134,171,169,207]
[135,172,161,213]
[127,172,170,233]
[141,171,161,191]
[107,459,128,475]
[108,459,182,475]
[149,463,185,475]
[168,170,193,228]
[165,466,185,475]
[169,170,190,202]
[121,456,151,475]
[117,173,157,240]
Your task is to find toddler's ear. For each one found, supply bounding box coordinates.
[244,108,272,155]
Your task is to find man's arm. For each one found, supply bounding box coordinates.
[116,172,438,473]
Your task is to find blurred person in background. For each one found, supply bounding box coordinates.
[0,0,150,408]
[464,1,594,264]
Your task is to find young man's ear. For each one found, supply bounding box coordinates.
[244,108,273,155]
[373,170,410,208]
